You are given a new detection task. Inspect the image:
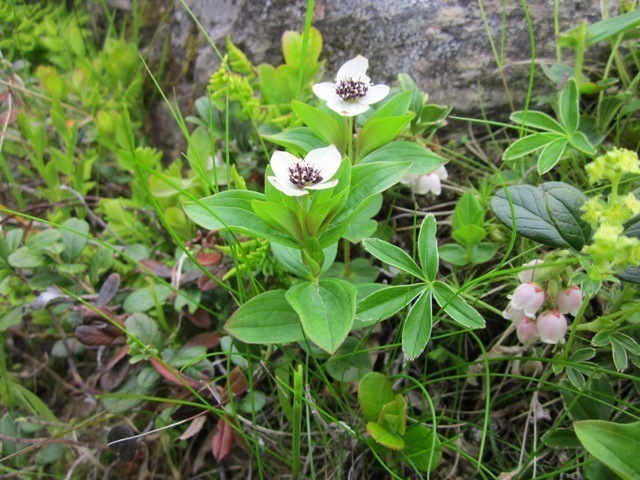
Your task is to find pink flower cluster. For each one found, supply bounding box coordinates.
[503,260,583,345]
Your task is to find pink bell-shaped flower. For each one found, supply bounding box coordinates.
[517,259,544,284]
[503,303,526,324]
[555,286,583,316]
[516,317,538,345]
[537,310,568,344]
[509,283,545,317]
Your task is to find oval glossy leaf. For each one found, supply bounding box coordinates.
[418,215,438,281]
[184,190,298,248]
[355,114,415,162]
[402,291,432,361]
[574,420,640,480]
[225,290,304,344]
[541,182,592,250]
[285,279,357,354]
[491,185,572,249]
[358,372,395,422]
[356,284,427,328]
[291,101,345,151]
[366,422,405,450]
[537,137,568,175]
[362,237,424,279]
[432,281,485,329]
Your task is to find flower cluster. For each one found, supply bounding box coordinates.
[503,260,583,345]
[401,166,448,196]
[581,148,640,279]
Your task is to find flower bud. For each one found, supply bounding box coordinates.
[536,310,568,344]
[517,259,544,284]
[516,317,538,345]
[555,286,583,316]
[509,283,546,317]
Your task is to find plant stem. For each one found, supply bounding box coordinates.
[564,293,592,354]
[347,116,354,163]
[292,365,304,479]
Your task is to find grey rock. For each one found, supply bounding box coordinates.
[142,0,609,156]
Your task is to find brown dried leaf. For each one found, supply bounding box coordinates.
[211,417,234,462]
[196,252,222,266]
[185,309,212,328]
[75,325,116,346]
[220,367,248,403]
[178,415,207,441]
[197,275,218,292]
[97,273,120,307]
[100,346,131,391]
[184,331,220,350]
[138,260,173,278]
[150,357,201,390]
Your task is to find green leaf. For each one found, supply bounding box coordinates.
[251,200,303,243]
[26,229,61,250]
[503,133,563,161]
[438,243,468,266]
[0,307,23,332]
[225,290,305,344]
[359,141,447,176]
[559,78,580,133]
[356,284,427,328]
[323,258,380,285]
[452,224,487,247]
[452,192,483,230]
[366,422,405,450]
[541,182,592,250]
[285,279,357,354]
[586,9,640,46]
[282,27,322,67]
[272,242,337,279]
[561,377,614,421]
[292,101,345,151]
[537,137,568,174]
[491,185,572,249]
[398,73,424,119]
[123,285,172,313]
[125,313,162,350]
[35,443,66,465]
[358,372,395,422]
[342,193,382,243]
[432,281,485,329]
[258,64,293,104]
[8,246,47,269]
[369,91,412,120]
[261,127,326,156]
[184,190,299,248]
[402,426,442,472]
[61,218,90,263]
[569,131,597,156]
[469,242,499,264]
[418,215,438,281]
[325,337,372,383]
[574,420,640,480]
[362,237,424,279]
[379,394,407,435]
[355,114,415,162]
[510,110,565,133]
[402,290,433,361]
[321,161,411,246]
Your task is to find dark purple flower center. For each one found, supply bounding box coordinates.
[335,79,368,101]
[289,163,323,188]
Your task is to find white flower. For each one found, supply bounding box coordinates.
[312,55,390,117]
[536,310,568,344]
[267,145,341,197]
[555,286,583,316]
[503,303,527,324]
[401,166,448,195]
[516,317,538,345]
[509,282,546,317]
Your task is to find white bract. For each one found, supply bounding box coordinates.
[312,55,390,117]
[401,166,448,196]
[267,145,341,197]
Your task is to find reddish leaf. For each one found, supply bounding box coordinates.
[185,309,212,328]
[75,325,116,346]
[197,275,218,292]
[100,346,131,391]
[0,108,18,125]
[196,252,222,266]
[138,260,173,278]
[97,273,121,307]
[150,357,201,390]
[211,417,234,461]
[220,367,248,403]
[178,415,207,441]
[184,331,220,349]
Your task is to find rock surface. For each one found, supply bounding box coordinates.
[142,0,609,156]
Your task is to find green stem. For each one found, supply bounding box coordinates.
[292,365,304,479]
[564,293,592,354]
[347,116,354,164]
